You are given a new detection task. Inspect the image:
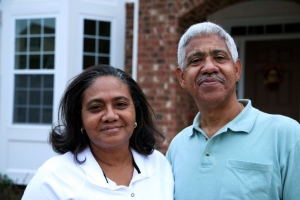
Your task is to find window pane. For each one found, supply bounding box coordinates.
[29,91,41,105]
[30,75,41,88]
[43,37,55,51]
[285,23,300,33]
[14,75,54,124]
[28,108,40,123]
[83,55,95,69]
[44,18,55,34]
[99,21,110,36]
[266,24,282,34]
[15,90,27,104]
[43,75,54,87]
[15,38,27,52]
[43,54,54,69]
[15,75,28,87]
[98,56,109,65]
[84,38,96,52]
[30,19,41,34]
[42,108,53,123]
[248,25,264,35]
[15,55,27,69]
[43,91,53,105]
[98,39,110,53]
[30,37,41,51]
[15,18,56,71]
[13,107,26,123]
[16,20,28,35]
[29,55,40,69]
[84,20,96,35]
[231,26,246,36]
[83,19,110,70]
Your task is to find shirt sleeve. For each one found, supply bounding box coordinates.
[282,140,300,199]
[21,167,58,200]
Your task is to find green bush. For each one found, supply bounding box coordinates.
[0,173,25,200]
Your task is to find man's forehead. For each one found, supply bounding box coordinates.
[186,48,230,58]
[185,36,229,54]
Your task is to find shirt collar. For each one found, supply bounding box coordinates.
[190,99,258,137]
[77,146,155,187]
[130,148,155,182]
[78,147,109,188]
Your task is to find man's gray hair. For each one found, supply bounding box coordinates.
[177,22,238,70]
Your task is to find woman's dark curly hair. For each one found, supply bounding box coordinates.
[49,65,164,163]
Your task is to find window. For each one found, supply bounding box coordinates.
[231,22,300,36]
[83,19,111,69]
[14,18,55,124]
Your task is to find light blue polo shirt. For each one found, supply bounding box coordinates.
[166,99,300,200]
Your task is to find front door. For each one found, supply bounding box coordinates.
[244,39,300,122]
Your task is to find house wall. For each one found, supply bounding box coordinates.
[135,0,300,153]
[0,0,127,184]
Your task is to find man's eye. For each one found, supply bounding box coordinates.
[190,58,202,65]
[215,56,226,61]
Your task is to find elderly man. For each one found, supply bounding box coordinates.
[166,22,300,200]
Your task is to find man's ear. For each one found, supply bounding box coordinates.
[176,67,186,89]
[235,59,242,82]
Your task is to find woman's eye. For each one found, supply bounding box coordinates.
[116,102,128,108]
[89,105,101,111]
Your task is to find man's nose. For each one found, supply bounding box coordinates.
[201,57,219,74]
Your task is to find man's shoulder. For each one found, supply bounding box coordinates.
[173,125,194,140]
[167,125,194,150]
[257,111,299,129]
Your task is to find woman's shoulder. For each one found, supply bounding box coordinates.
[41,152,74,169]
[30,151,85,185]
[146,149,171,167]
[132,148,169,166]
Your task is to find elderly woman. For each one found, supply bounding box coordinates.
[22,65,174,199]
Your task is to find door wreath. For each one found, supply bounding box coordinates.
[263,64,286,90]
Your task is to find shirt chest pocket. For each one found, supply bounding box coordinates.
[220,160,273,200]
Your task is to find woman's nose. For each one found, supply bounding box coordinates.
[102,107,118,122]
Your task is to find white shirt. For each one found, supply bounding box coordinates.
[22,147,174,200]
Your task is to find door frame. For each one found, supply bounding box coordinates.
[224,16,300,121]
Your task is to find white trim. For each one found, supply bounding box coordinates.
[79,15,116,70]
[126,0,139,80]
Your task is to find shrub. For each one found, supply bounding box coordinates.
[0,173,25,200]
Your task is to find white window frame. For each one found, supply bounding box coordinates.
[82,18,112,69]
[13,17,56,125]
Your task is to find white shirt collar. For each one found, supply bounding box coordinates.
[77,146,155,188]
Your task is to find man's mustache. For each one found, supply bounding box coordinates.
[196,73,227,85]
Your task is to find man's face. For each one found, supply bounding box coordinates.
[176,34,242,106]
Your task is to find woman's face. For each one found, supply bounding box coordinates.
[81,76,136,150]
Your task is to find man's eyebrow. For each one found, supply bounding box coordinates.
[187,51,204,60]
[211,49,229,55]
